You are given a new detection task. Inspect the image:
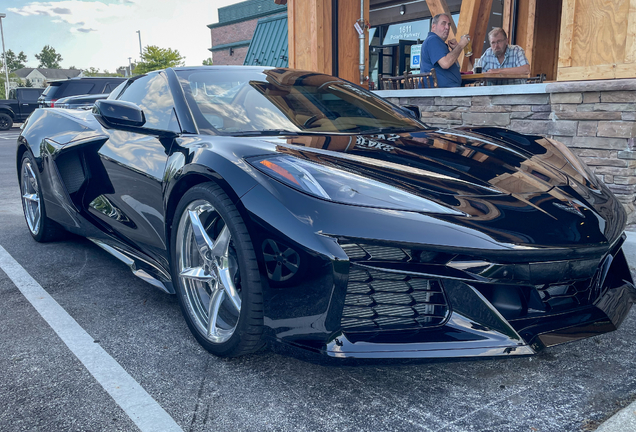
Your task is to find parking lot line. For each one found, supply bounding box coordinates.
[0,245,183,432]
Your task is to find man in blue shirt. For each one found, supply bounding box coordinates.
[421,13,470,88]
[479,27,530,85]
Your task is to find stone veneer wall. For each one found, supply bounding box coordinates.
[377,79,636,225]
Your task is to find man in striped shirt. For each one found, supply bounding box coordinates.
[479,27,530,85]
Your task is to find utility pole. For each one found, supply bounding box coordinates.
[128,57,132,76]
[136,30,142,60]
[0,13,9,98]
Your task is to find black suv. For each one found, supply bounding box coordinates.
[38,76,126,107]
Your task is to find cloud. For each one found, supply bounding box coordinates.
[9,1,133,33]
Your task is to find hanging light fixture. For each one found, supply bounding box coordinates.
[400,5,406,15]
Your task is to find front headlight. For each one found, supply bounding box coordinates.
[249,154,463,215]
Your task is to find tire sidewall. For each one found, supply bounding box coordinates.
[0,113,12,131]
[170,182,263,357]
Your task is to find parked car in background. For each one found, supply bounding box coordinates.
[53,93,110,110]
[38,77,126,108]
[0,88,44,130]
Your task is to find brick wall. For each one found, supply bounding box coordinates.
[211,46,250,66]
[380,80,636,224]
[211,19,258,47]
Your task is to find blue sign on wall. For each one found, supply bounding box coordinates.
[382,19,430,45]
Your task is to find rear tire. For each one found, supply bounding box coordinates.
[0,113,13,130]
[19,153,66,242]
[171,182,264,357]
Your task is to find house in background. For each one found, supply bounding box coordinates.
[208,0,287,66]
[11,68,82,88]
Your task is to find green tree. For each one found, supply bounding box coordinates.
[25,79,33,87]
[202,58,213,66]
[3,49,28,71]
[133,45,185,74]
[83,67,100,77]
[35,45,63,69]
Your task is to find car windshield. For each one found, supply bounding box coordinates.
[175,68,424,135]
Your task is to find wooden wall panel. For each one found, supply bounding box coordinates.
[557,0,636,80]
[571,0,628,68]
[514,0,536,67]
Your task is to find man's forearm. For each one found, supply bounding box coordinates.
[487,64,530,74]
[438,44,464,69]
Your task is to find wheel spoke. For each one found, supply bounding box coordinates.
[282,248,296,258]
[180,267,216,283]
[218,267,241,312]
[207,289,225,337]
[272,263,283,281]
[22,193,39,203]
[188,209,215,260]
[265,239,281,254]
[32,209,41,232]
[263,252,277,262]
[283,261,299,273]
[210,225,231,259]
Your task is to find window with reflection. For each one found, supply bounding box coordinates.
[176,68,424,135]
[116,72,180,132]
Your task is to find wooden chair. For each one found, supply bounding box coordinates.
[405,69,438,89]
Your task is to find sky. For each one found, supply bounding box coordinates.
[0,0,244,72]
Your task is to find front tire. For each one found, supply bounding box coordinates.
[19,153,66,242]
[171,182,264,357]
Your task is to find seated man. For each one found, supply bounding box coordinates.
[479,27,530,85]
[420,13,470,88]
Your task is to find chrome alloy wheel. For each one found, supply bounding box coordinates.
[20,158,42,235]
[176,200,242,344]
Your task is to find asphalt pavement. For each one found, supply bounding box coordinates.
[1,125,636,432]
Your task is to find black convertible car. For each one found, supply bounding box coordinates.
[16,66,635,359]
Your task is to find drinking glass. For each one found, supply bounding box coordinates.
[463,35,473,57]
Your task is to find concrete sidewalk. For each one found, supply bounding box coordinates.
[596,230,636,432]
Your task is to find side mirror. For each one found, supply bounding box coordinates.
[93,99,146,128]
[402,105,421,119]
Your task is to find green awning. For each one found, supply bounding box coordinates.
[244,14,288,68]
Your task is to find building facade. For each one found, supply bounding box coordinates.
[12,68,82,88]
[208,0,287,65]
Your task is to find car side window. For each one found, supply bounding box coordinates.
[63,82,95,97]
[21,89,41,103]
[117,73,180,132]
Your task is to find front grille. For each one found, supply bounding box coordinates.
[535,279,594,312]
[341,266,449,332]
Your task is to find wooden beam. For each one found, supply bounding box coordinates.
[502,0,513,38]
[472,0,494,60]
[456,0,493,71]
[557,0,576,68]
[287,0,332,74]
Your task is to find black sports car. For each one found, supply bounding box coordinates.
[16,66,636,359]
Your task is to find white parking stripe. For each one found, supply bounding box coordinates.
[0,245,183,432]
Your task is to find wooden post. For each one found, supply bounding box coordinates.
[287,0,368,84]
[456,0,493,71]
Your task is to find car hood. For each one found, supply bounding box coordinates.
[258,127,624,246]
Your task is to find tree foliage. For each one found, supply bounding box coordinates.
[35,45,63,69]
[83,67,101,77]
[3,50,28,72]
[133,45,185,74]
[202,58,213,66]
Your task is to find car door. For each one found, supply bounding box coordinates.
[18,89,43,118]
[90,72,181,267]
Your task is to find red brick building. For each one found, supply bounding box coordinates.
[208,0,287,65]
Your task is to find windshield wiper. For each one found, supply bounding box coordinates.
[230,129,299,136]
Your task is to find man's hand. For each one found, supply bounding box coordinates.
[447,38,458,49]
[459,34,470,48]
